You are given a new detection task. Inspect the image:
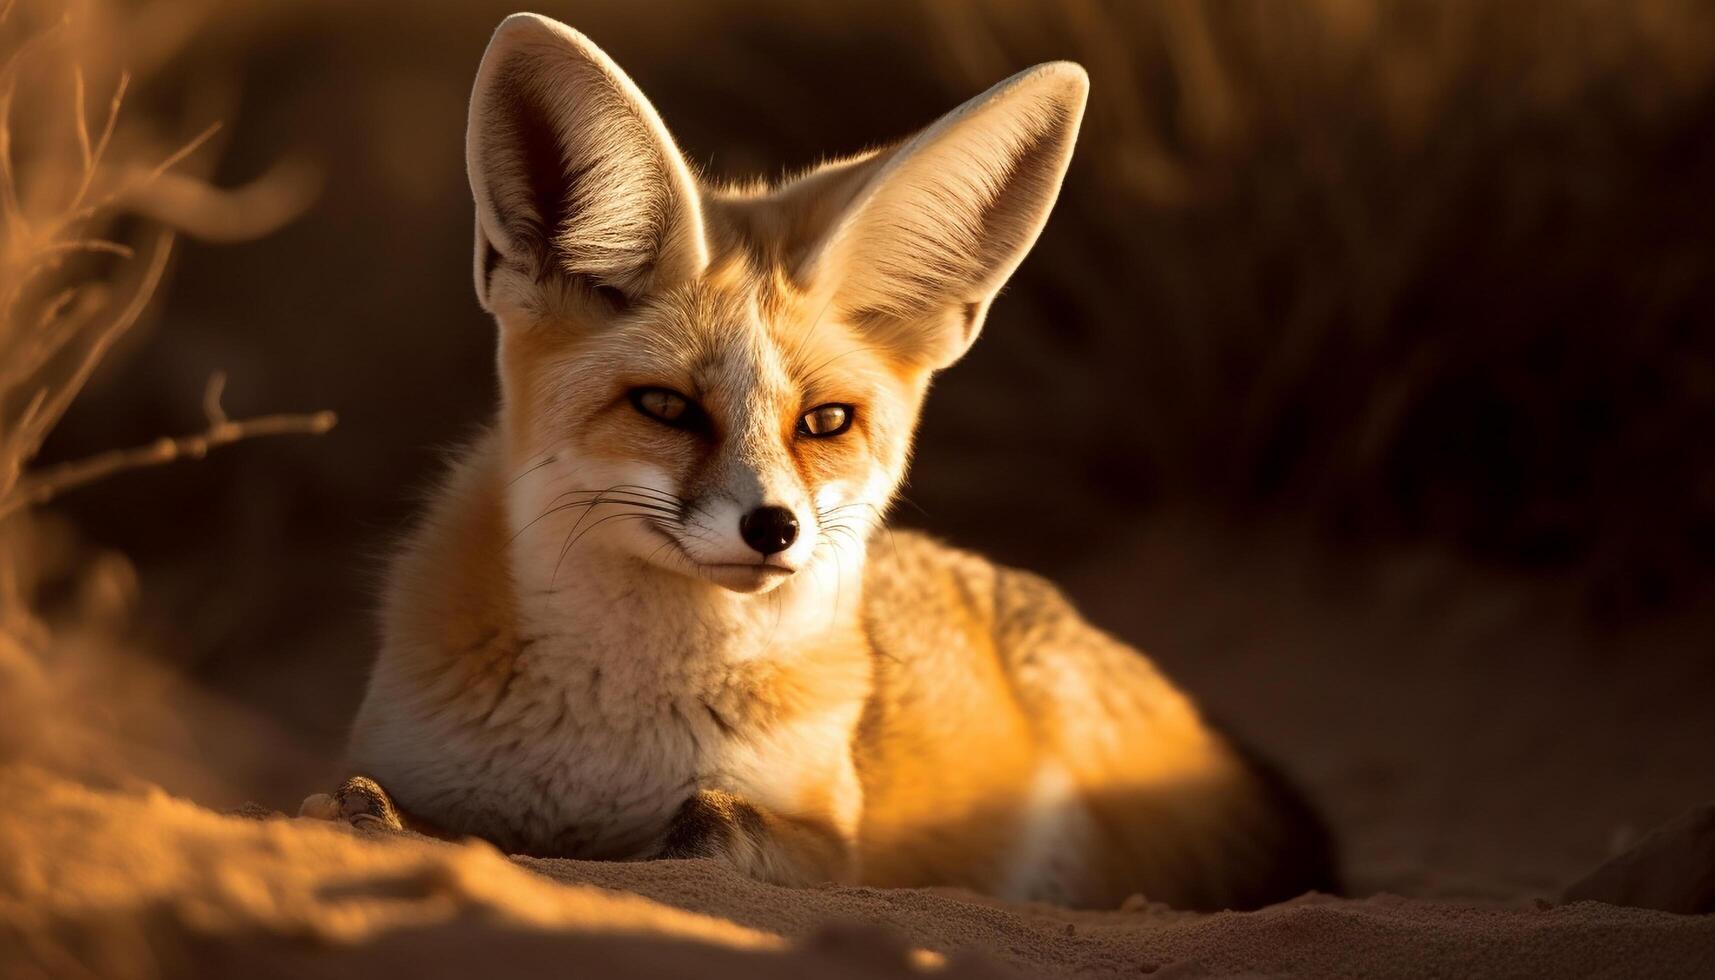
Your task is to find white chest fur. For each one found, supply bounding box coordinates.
[352,509,870,859]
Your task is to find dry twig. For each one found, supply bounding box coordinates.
[0,372,337,519]
[0,0,329,631]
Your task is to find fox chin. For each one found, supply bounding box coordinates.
[320,11,1338,911]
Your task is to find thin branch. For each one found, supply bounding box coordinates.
[157,121,224,178]
[0,284,107,393]
[73,63,91,177]
[72,71,128,209]
[43,117,218,244]
[0,18,64,238]
[31,237,133,259]
[202,370,229,425]
[9,238,103,314]
[0,239,133,320]
[0,45,23,235]
[0,399,337,519]
[12,387,47,439]
[1,285,81,381]
[35,286,83,328]
[14,229,172,462]
[0,386,47,502]
[94,120,221,216]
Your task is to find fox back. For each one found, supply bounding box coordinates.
[345,12,1336,910]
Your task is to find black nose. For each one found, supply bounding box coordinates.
[738,506,799,556]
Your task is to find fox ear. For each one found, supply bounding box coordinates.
[466,14,707,313]
[792,63,1087,369]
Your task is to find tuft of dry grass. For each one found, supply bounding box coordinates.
[0,0,325,779]
[895,0,1715,610]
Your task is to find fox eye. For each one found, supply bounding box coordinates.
[630,387,706,432]
[797,404,854,438]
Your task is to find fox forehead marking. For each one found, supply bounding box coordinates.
[651,251,861,412]
[648,267,790,414]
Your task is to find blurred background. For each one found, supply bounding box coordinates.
[5,0,1714,900]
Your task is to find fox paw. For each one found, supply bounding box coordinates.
[299,775,405,832]
[656,789,848,887]
[658,789,765,860]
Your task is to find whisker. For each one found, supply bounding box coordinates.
[797,344,886,394]
[817,501,898,560]
[543,486,684,510]
[822,523,862,549]
[504,451,562,488]
[602,483,687,505]
[510,492,681,545]
[893,493,930,518]
[552,511,666,584]
[784,280,844,368]
[640,525,682,570]
[534,483,708,530]
[558,490,672,552]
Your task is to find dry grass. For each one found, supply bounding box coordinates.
[890,0,1715,609]
[0,0,325,779]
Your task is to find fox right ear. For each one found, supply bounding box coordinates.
[788,63,1087,370]
[466,14,707,314]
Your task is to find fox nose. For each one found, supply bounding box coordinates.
[738,506,799,556]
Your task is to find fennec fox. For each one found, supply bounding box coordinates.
[324,12,1336,910]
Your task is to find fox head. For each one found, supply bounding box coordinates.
[469,13,1085,596]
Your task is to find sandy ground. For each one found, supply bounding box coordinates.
[2,766,1711,980]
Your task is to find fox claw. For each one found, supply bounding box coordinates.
[298,792,339,820]
[299,775,405,832]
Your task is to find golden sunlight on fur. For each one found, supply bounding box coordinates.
[319,11,1338,911]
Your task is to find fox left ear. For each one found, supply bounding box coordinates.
[791,63,1088,370]
[466,14,707,314]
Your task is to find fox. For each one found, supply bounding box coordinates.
[308,12,1338,911]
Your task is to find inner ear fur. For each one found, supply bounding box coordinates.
[466,13,707,312]
[785,62,1089,370]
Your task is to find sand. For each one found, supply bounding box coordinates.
[3,765,1711,980]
